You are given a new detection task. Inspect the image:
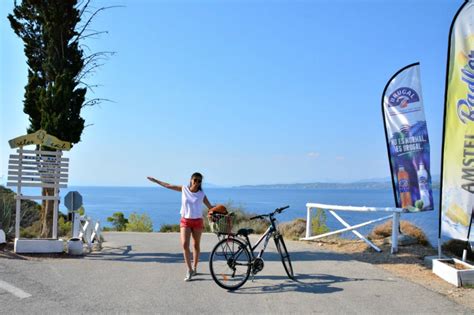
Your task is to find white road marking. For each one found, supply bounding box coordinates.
[0,280,32,299]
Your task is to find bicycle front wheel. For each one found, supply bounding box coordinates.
[274,234,294,280]
[209,237,251,290]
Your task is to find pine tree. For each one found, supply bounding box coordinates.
[9,0,86,141]
[8,0,110,237]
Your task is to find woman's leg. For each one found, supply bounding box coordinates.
[191,228,203,271]
[180,227,193,272]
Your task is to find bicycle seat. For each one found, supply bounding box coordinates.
[236,228,254,237]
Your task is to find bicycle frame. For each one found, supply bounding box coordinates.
[249,226,274,260]
[228,215,279,263]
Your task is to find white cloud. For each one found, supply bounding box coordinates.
[307,152,320,158]
[335,156,345,160]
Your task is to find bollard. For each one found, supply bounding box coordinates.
[0,229,5,244]
[67,238,83,255]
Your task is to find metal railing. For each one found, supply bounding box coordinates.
[300,203,404,253]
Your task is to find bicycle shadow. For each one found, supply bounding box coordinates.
[219,250,391,295]
[228,273,375,295]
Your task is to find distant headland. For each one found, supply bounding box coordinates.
[233,176,441,190]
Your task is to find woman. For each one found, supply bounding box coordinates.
[147,172,213,281]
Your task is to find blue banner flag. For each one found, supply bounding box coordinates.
[382,63,433,211]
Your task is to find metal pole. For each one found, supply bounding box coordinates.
[391,212,400,254]
[73,213,81,238]
[305,206,312,239]
[438,238,442,258]
[71,192,74,236]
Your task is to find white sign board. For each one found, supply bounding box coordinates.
[7,148,69,240]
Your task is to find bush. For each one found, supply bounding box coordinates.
[312,208,329,236]
[159,224,180,232]
[107,212,128,231]
[18,212,71,239]
[20,221,42,238]
[369,220,429,245]
[231,209,269,234]
[279,218,307,240]
[0,195,14,239]
[58,216,72,238]
[126,212,153,232]
[0,185,41,240]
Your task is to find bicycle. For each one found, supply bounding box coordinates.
[208,205,294,290]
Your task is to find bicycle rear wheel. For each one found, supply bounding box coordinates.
[274,234,294,279]
[209,237,251,290]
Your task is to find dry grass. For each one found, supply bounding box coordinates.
[369,220,429,245]
[279,218,306,240]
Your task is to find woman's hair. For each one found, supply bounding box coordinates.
[190,172,203,191]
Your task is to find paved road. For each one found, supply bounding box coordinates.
[0,232,471,314]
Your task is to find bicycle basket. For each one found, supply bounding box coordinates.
[208,213,235,234]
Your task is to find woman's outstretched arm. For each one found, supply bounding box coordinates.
[147,176,182,192]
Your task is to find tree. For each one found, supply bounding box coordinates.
[126,213,153,233]
[107,212,129,232]
[8,0,113,238]
[312,208,329,236]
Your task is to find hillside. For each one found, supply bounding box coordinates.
[0,185,41,237]
[236,180,440,190]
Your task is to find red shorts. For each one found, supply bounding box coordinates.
[180,217,204,229]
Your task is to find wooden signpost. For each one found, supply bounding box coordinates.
[7,130,70,253]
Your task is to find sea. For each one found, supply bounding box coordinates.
[27,185,441,247]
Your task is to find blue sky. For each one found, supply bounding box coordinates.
[0,0,464,186]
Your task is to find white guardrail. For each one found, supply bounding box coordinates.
[77,215,101,250]
[300,203,405,254]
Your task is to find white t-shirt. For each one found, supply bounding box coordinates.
[180,185,206,219]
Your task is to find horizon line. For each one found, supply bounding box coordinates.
[0,178,441,189]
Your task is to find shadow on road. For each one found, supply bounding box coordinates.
[87,241,359,264]
[85,244,389,295]
[85,245,354,265]
[86,245,192,263]
[228,272,386,295]
[86,242,220,263]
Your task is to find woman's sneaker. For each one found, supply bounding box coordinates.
[184,270,193,282]
[192,268,197,276]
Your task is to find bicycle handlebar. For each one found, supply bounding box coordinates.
[249,205,290,220]
[275,205,290,213]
